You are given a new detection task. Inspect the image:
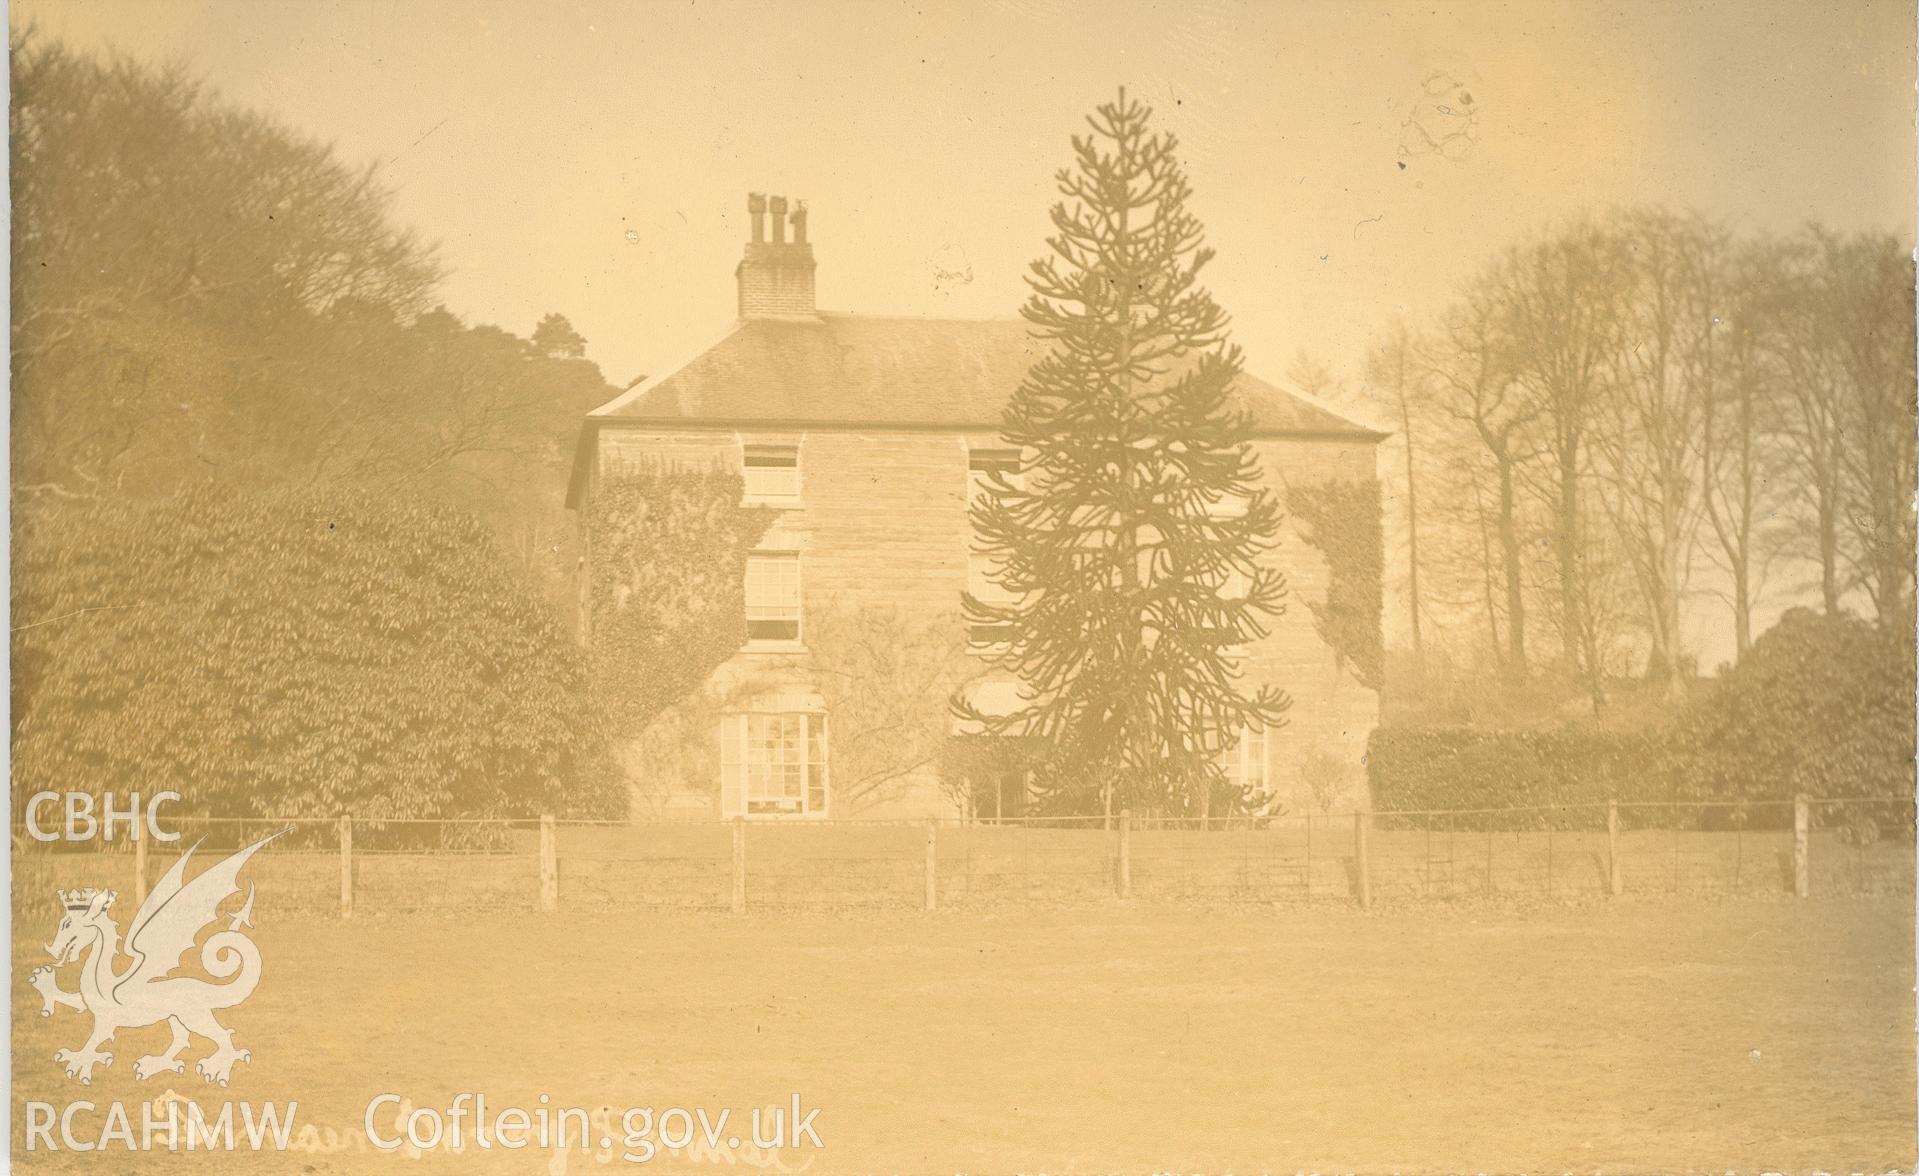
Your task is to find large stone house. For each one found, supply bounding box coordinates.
[567,194,1383,821]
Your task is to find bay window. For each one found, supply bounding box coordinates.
[719,712,829,817]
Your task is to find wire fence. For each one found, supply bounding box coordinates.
[11,798,1913,919]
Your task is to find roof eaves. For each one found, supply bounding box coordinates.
[583,414,1387,441]
[1268,380,1391,436]
[586,318,748,419]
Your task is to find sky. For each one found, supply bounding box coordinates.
[17,0,1916,390]
[15,0,1919,666]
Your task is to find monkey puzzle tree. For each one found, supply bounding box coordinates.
[959,89,1292,820]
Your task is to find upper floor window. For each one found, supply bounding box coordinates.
[745,551,801,644]
[1207,490,1252,519]
[967,551,1019,648]
[1216,563,1253,602]
[968,447,1022,505]
[743,443,801,502]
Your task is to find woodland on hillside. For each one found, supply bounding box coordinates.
[9,34,624,820]
[10,33,616,610]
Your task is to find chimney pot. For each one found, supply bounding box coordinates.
[747,192,766,243]
[735,193,816,319]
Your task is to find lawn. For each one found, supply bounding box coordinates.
[11,896,1915,1174]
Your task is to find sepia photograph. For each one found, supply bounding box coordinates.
[6,1,1917,1172]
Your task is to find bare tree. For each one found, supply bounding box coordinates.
[810,604,986,813]
[1768,234,1854,616]
[1494,221,1630,707]
[1421,274,1540,679]
[1285,350,1347,403]
[1811,228,1918,629]
[1594,210,1714,695]
[1365,322,1428,670]
[1698,236,1791,660]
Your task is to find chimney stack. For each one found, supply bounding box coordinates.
[735,191,817,319]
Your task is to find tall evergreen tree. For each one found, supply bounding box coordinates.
[959,89,1292,819]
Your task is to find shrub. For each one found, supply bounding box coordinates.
[11,486,622,821]
[1669,607,1915,835]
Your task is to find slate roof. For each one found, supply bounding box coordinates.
[587,313,1383,438]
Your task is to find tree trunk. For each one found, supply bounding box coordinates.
[1818,495,1841,615]
[1655,568,1685,702]
[1497,459,1528,678]
[1397,373,1424,671]
[1556,447,1583,669]
[1732,561,1752,659]
[1471,474,1504,664]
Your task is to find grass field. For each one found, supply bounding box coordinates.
[11,896,1916,1173]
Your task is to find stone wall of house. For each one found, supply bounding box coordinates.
[591,423,1381,821]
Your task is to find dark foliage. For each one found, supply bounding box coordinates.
[11,34,613,612]
[1288,478,1384,690]
[10,487,623,821]
[1669,608,1916,806]
[1367,727,1673,831]
[585,463,775,734]
[1370,609,1917,834]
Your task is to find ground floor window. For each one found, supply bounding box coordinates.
[720,712,828,817]
[1218,724,1269,796]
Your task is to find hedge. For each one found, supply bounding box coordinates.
[1368,611,1917,834]
[1367,727,1698,832]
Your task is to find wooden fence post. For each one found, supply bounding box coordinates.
[1303,814,1314,901]
[1354,811,1372,910]
[134,829,148,908]
[1792,794,1810,898]
[924,819,939,912]
[338,815,353,919]
[731,816,747,913]
[1116,809,1132,899]
[1606,800,1621,897]
[539,814,558,913]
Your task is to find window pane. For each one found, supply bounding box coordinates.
[1208,491,1251,519]
[1216,724,1267,793]
[968,622,1016,646]
[746,553,801,641]
[968,448,1022,505]
[733,712,827,815]
[744,446,798,467]
[744,465,799,499]
[1218,565,1252,601]
[967,552,1018,605]
[805,715,828,814]
[744,445,800,500]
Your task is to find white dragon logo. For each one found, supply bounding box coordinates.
[28,832,280,1086]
